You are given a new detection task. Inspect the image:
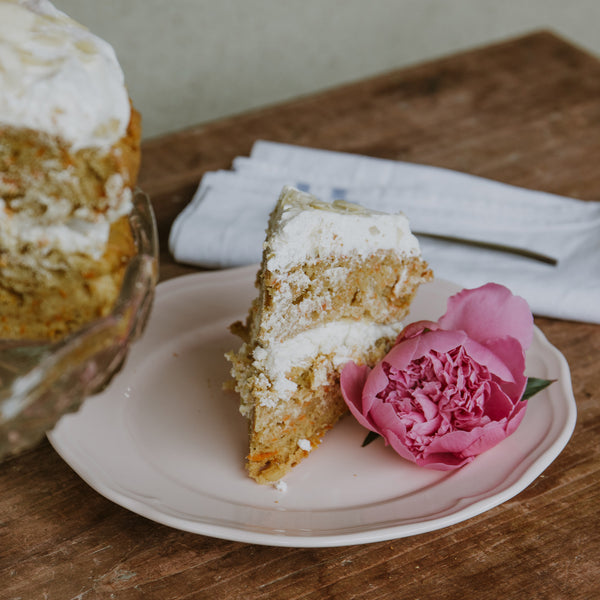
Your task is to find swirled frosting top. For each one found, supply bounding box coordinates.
[0,0,130,150]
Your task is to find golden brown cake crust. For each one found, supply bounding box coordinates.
[118,104,142,186]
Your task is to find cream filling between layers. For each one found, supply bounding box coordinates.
[250,319,403,407]
[0,179,132,263]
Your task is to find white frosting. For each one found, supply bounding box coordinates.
[0,180,132,262]
[0,0,130,150]
[273,481,288,492]
[298,438,311,451]
[265,186,420,272]
[0,197,111,259]
[252,319,403,403]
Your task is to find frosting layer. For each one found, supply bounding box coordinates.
[265,186,420,272]
[0,0,130,150]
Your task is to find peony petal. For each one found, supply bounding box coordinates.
[396,320,441,343]
[438,283,534,350]
[426,429,483,454]
[459,337,516,383]
[506,400,528,435]
[459,421,508,457]
[484,381,517,420]
[485,337,528,401]
[410,330,468,358]
[366,336,422,380]
[417,454,473,470]
[484,336,526,378]
[369,401,406,438]
[415,394,439,421]
[426,420,507,457]
[412,416,442,436]
[361,361,392,408]
[381,428,420,464]
[340,362,377,431]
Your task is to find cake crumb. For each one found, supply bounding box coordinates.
[298,438,311,451]
[274,480,288,493]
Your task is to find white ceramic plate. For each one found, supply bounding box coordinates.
[48,266,577,548]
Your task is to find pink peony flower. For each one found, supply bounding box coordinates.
[340,283,534,470]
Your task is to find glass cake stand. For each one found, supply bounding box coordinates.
[0,190,159,461]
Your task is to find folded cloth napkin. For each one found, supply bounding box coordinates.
[169,140,600,323]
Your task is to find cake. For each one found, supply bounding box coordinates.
[0,0,141,341]
[226,186,433,483]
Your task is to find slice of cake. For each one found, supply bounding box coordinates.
[0,0,141,341]
[226,186,433,483]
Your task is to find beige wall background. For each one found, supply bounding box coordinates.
[54,0,600,140]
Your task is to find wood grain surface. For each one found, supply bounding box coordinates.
[1,31,599,600]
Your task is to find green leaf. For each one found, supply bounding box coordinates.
[522,377,555,401]
[361,431,381,447]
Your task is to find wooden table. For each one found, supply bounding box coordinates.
[2,31,599,599]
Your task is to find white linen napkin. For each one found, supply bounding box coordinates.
[169,140,600,323]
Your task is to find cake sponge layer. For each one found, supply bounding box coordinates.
[0,107,141,233]
[0,215,135,341]
[255,251,431,344]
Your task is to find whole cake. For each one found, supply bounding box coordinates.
[0,0,141,341]
[226,186,433,483]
